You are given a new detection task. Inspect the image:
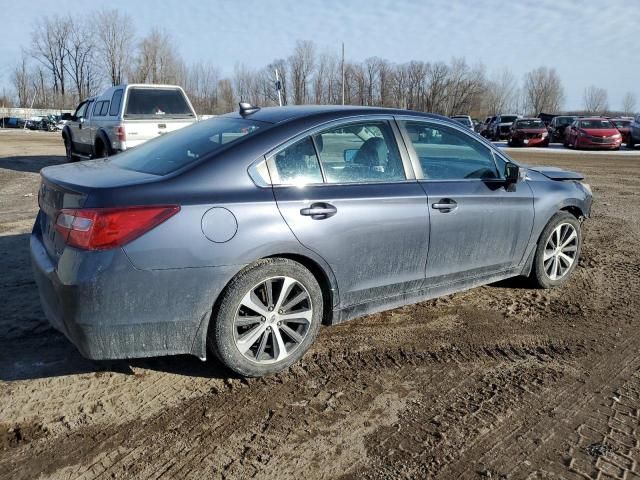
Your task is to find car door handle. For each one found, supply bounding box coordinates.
[300,203,337,219]
[432,199,458,212]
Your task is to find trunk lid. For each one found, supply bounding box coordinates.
[37,159,161,260]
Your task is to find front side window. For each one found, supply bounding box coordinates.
[100,101,110,116]
[312,121,405,183]
[401,121,500,180]
[268,137,323,185]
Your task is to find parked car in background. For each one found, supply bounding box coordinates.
[507,118,549,147]
[628,115,640,149]
[564,118,622,150]
[548,116,577,143]
[32,104,592,377]
[1,117,26,129]
[609,118,632,145]
[479,116,495,137]
[451,115,474,130]
[62,83,197,162]
[491,114,520,140]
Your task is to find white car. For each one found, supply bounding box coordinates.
[61,84,197,161]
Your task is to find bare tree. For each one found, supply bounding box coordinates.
[63,16,100,101]
[444,58,485,116]
[31,15,72,105]
[522,67,564,115]
[288,40,315,104]
[621,92,637,116]
[583,85,608,115]
[484,68,518,115]
[132,28,184,84]
[11,53,32,107]
[96,9,135,85]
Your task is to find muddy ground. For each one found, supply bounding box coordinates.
[0,129,639,479]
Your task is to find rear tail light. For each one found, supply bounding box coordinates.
[115,126,126,141]
[55,205,179,250]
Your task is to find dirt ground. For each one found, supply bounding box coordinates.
[1,129,639,480]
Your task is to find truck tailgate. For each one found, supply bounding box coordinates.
[123,119,195,148]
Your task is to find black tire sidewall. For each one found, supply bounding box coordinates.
[532,212,582,289]
[209,258,323,377]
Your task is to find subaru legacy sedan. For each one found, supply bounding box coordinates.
[31,105,592,377]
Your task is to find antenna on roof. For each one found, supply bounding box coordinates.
[239,102,260,116]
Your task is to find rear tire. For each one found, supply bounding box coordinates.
[63,136,77,162]
[208,258,323,377]
[530,212,582,289]
[628,135,635,149]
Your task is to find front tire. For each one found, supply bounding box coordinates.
[208,258,323,377]
[628,135,636,149]
[63,136,76,162]
[530,212,582,289]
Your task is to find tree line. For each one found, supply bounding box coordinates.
[4,9,637,118]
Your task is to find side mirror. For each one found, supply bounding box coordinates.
[504,163,520,190]
[78,117,85,124]
[343,149,358,162]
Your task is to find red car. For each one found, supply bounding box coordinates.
[564,118,622,150]
[507,118,549,147]
[610,118,632,144]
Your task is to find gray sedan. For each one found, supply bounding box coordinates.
[31,105,592,377]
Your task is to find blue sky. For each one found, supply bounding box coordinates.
[0,0,637,110]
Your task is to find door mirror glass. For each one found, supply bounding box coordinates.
[505,163,519,184]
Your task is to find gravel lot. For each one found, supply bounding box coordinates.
[1,129,639,479]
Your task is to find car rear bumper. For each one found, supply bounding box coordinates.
[30,221,241,361]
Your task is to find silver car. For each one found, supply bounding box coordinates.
[31,105,592,377]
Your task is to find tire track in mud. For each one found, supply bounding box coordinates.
[0,340,584,480]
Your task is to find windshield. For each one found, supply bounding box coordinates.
[557,117,575,126]
[124,88,195,118]
[501,116,518,124]
[111,117,268,175]
[515,120,545,129]
[612,120,631,128]
[580,120,614,129]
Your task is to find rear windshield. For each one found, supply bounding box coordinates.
[612,120,630,128]
[580,120,614,129]
[453,117,472,126]
[124,88,195,118]
[110,117,267,175]
[500,116,518,123]
[515,119,545,128]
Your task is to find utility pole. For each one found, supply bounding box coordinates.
[341,42,345,106]
[274,68,283,107]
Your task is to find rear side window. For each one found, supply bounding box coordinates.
[402,121,499,180]
[312,121,405,183]
[124,88,194,118]
[268,137,323,185]
[93,101,103,116]
[109,90,123,116]
[100,101,110,116]
[110,117,266,175]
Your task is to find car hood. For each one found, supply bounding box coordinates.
[514,128,547,134]
[582,128,619,137]
[526,165,584,181]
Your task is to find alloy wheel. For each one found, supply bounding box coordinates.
[233,276,313,364]
[543,223,578,280]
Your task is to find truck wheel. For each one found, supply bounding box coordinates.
[208,258,323,377]
[628,135,635,149]
[530,212,582,289]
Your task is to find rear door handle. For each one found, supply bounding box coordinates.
[300,202,337,219]
[432,199,457,212]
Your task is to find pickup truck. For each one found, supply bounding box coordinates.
[61,84,197,161]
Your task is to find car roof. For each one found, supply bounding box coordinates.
[579,117,610,121]
[222,105,449,125]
